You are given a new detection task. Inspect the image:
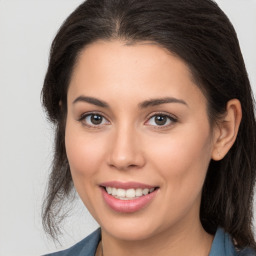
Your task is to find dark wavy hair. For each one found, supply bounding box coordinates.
[41,0,256,249]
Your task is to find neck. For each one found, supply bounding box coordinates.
[100,221,213,256]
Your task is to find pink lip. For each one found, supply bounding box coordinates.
[100,181,156,189]
[100,181,159,213]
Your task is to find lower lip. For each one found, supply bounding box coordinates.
[101,188,158,213]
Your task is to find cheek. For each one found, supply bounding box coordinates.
[148,125,213,188]
[65,122,105,180]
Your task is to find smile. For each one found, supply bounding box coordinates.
[105,187,157,200]
[100,182,159,213]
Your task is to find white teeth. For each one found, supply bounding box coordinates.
[142,188,149,195]
[135,188,143,197]
[112,188,117,196]
[117,188,126,198]
[105,187,156,200]
[126,188,136,198]
[106,187,112,194]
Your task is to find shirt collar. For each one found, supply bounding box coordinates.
[209,227,237,256]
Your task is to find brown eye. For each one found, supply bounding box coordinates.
[90,114,103,125]
[80,113,110,127]
[154,115,168,126]
[146,114,177,127]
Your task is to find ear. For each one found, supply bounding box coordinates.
[211,99,242,161]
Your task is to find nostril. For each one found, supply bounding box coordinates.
[128,164,139,168]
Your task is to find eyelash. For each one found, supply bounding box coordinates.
[78,112,110,128]
[78,112,178,129]
[145,112,178,128]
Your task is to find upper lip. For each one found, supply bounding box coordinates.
[100,181,158,189]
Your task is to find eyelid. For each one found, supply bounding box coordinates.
[145,112,178,127]
[77,111,177,128]
[78,111,110,127]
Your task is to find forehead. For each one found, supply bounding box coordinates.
[72,40,194,80]
[68,40,206,108]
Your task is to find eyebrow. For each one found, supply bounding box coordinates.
[139,97,188,108]
[73,96,109,108]
[72,95,188,109]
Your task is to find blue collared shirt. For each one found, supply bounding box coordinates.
[210,228,237,256]
[44,227,255,256]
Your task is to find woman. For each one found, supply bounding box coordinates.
[42,0,256,255]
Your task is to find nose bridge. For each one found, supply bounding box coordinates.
[107,122,144,170]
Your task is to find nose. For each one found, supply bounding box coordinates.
[107,126,145,171]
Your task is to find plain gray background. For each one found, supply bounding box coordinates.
[0,1,255,255]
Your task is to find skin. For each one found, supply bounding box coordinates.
[65,40,242,256]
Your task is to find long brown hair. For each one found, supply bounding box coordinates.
[42,0,256,248]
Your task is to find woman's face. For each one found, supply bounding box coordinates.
[65,40,217,241]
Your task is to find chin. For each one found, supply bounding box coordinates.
[99,215,164,242]
[105,226,156,241]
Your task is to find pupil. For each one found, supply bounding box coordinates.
[91,114,102,125]
[155,115,167,125]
